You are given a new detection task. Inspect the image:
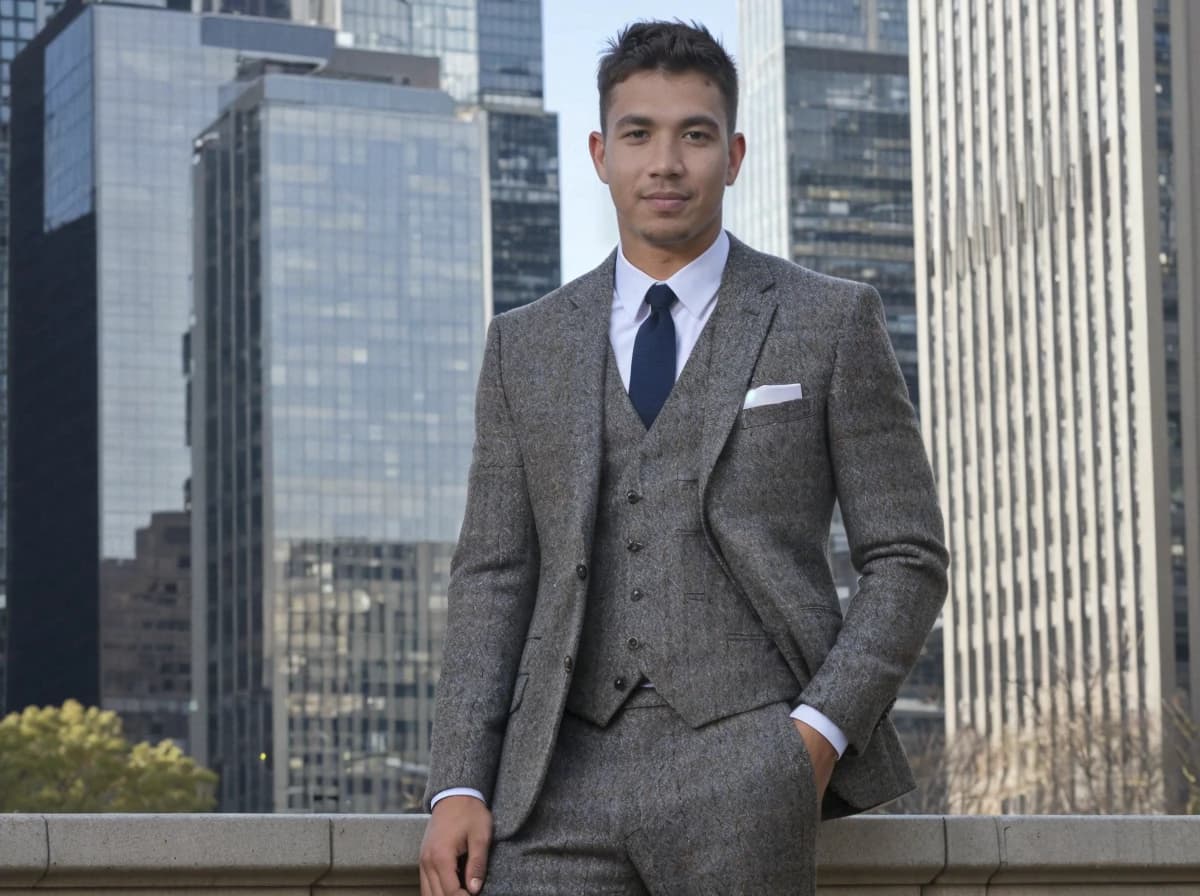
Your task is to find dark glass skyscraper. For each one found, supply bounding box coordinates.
[0,0,63,716]
[4,0,338,725]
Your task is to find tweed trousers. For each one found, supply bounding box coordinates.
[483,689,819,895]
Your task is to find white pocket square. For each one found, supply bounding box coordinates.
[742,383,804,409]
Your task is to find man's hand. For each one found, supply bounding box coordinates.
[792,719,838,805]
[419,796,493,896]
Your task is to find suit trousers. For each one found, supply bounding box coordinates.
[483,689,819,895]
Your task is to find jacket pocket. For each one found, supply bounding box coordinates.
[740,396,815,428]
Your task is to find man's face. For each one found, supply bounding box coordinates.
[590,69,745,264]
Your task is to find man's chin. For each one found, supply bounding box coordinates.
[634,223,707,249]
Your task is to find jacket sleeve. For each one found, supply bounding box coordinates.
[798,284,949,754]
[423,316,540,807]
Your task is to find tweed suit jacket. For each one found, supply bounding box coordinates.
[425,233,949,840]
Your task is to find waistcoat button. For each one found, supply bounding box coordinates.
[576,564,588,579]
[626,637,640,650]
[626,539,643,552]
[630,588,643,601]
[626,491,641,504]
[564,656,573,672]
[614,677,627,690]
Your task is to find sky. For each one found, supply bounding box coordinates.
[541,1,739,282]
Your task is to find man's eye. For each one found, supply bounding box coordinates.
[624,129,649,139]
[684,130,712,141]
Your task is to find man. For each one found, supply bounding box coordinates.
[419,20,947,896]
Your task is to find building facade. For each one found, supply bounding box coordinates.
[0,0,63,716]
[5,0,338,725]
[910,0,1200,812]
[99,511,193,748]
[189,63,484,811]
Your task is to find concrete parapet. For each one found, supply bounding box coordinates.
[0,815,1197,892]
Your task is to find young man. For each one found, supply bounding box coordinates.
[419,21,947,896]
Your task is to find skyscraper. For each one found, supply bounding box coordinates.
[910,0,1200,812]
[0,0,63,716]
[189,0,560,315]
[189,55,485,810]
[5,0,339,726]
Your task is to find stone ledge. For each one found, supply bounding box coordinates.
[0,815,1197,891]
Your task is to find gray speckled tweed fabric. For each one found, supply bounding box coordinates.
[425,233,949,842]
[483,690,818,896]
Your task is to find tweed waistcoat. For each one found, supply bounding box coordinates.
[564,311,799,728]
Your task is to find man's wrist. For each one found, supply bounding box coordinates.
[430,787,487,809]
[790,704,848,758]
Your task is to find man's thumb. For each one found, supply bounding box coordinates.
[465,835,490,894]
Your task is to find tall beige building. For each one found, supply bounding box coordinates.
[910,0,1200,812]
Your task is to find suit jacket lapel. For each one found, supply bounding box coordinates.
[557,250,616,551]
[699,236,779,504]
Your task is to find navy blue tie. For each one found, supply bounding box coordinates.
[629,283,678,428]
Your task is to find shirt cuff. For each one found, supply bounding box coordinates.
[430,787,487,809]
[790,704,849,758]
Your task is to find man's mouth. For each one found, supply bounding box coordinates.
[643,192,690,211]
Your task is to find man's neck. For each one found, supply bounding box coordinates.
[619,226,723,281]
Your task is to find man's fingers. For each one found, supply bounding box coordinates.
[464,829,492,894]
[419,862,447,896]
[432,848,466,896]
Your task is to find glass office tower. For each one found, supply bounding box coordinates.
[339,0,560,314]
[5,0,337,735]
[190,62,485,811]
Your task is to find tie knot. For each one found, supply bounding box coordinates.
[644,283,677,314]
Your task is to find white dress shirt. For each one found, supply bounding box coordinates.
[432,231,846,810]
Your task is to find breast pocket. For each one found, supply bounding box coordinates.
[739,396,816,429]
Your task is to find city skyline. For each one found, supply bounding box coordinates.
[1,0,1197,819]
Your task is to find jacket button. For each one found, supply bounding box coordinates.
[564,656,573,672]
[626,491,641,504]
[576,564,588,580]
[626,539,643,552]
[626,637,640,650]
[614,677,627,690]
[630,588,643,601]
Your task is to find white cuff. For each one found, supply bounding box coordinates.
[430,787,487,809]
[789,704,848,758]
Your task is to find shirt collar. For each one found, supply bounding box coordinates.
[613,229,730,322]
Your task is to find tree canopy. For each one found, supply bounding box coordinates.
[0,700,217,812]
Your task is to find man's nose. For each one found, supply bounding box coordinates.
[647,136,684,177]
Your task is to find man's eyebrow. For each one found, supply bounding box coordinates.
[613,114,655,130]
[678,115,721,131]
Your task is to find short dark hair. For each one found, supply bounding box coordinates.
[597,20,738,135]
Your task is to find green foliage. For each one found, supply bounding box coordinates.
[0,700,217,812]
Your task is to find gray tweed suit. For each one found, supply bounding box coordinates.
[425,234,948,883]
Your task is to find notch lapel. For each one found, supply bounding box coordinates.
[698,237,779,505]
[555,251,617,552]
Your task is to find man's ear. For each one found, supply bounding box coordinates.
[726,131,747,186]
[589,130,609,185]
